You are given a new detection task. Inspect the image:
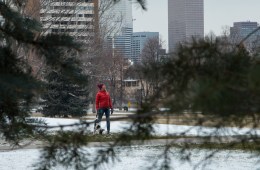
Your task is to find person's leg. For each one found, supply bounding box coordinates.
[104,108,110,133]
[95,109,104,124]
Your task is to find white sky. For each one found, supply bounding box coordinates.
[132,0,260,50]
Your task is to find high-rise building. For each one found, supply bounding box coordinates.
[40,0,96,44]
[131,32,159,63]
[230,21,260,46]
[168,0,204,53]
[106,27,133,58]
[105,0,133,58]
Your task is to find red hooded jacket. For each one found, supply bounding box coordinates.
[95,90,113,110]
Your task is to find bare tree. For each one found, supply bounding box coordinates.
[138,37,165,103]
[81,0,129,112]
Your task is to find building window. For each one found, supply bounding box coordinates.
[126,82,131,87]
[72,21,77,25]
[84,14,93,18]
[61,21,68,25]
[52,29,58,33]
[77,21,90,25]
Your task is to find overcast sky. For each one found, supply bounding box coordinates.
[132,0,260,50]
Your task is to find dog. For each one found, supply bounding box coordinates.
[93,119,105,134]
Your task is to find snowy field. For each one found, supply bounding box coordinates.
[0,145,259,170]
[1,118,260,170]
[38,117,260,137]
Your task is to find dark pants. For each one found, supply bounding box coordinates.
[96,108,110,132]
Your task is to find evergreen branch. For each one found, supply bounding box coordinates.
[0,26,80,51]
[0,2,80,50]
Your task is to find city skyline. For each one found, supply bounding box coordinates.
[133,0,260,51]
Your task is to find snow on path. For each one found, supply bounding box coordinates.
[33,117,260,137]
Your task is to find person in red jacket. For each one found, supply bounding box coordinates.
[95,83,113,134]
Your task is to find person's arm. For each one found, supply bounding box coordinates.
[109,95,112,109]
[109,94,113,114]
[95,93,100,111]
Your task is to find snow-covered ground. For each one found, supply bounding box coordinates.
[1,117,260,169]
[0,145,259,170]
[37,117,260,137]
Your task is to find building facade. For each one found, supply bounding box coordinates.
[105,0,133,58]
[40,0,96,44]
[230,21,260,47]
[106,27,133,58]
[131,32,159,63]
[168,0,204,53]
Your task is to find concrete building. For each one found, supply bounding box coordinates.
[168,0,204,53]
[131,32,159,63]
[105,0,133,58]
[230,21,260,47]
[40,0,96,44]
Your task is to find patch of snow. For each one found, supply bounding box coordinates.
[34,118,260,137]
[0,146,259,170]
